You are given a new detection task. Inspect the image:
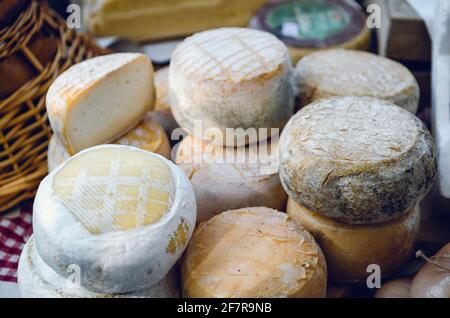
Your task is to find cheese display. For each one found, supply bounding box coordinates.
[84,0,268,42]
[48,115,171,172]
[296,49,420,113]
[18,237,180,298]
[175,135,286,223]
[46,53,155,155]
[181,207,327,298]
[374,278,412,298]
[410,243,450,298]
[287,198,420,283]
[152,67,178,136]
[170,27,295,146]
[280,96,436,224]
[250,0,370,64]
[33,145,196,293]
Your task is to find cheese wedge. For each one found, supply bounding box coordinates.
[48,115,171,172]
[84,0,268,42]
[151,67,178,136]
[18,237,180,298]
[296,49,420,113]
[280,96,436,224]
[46,53,155,155]
[181,207,327,298]
[287,198,420,284]
[33,145,196,293]
[170,27,295,146]
[175,135,286,223]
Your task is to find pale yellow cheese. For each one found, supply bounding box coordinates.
[151,67,178,136]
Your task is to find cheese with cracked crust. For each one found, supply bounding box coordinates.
[18,237,180,298]
[280,96,436,224]
[181,207,327,298]
[296,49,420,113]
[175,135,286,223]
[48,114,171,172]
[46,53,155,155]
[170,28,295,146]
[34,145,196,294]
[287,198,420,284]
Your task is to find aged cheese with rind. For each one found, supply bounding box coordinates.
[46,53,155,155]
[374,278,411,298]
[170,27,295,146]
[33,145,196,293]
[47,115,171,172]
[152,67,178,136]
[181,207,327,298]
[18,237,180,298]
[287,198,420,284]
[280,96,436,224]
[296,49,420,113]
[175,135,286,223]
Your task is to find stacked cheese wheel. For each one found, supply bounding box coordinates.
[46,53,171,171]
[281,96,436,283]
[170,27,296,222]
[18,145,196,297]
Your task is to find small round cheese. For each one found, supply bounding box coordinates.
[280,96,436,224]
[175,135,287,223]
[296,49,420,113]
[170,27,295,146]
[287,198,420,284]
[48,115,171,172]
[181,207,327,298]
[34,145,196,293]
[152,67,179,136]
[47,53,155,155]
[18,237,180,298]
[374,278,411,298]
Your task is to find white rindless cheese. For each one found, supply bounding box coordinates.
[170,28,295,146]
[280,96,436,224]
[287,198,420,284]
[175,135,286,223]
[18,237,180,298]
[46,53,155,155]
[181,207,327,298]
[296,49,420,113]
[47,115,171,172]
[33,145,196,293]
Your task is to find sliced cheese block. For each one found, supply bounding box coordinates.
[181,207,327,298]
[175,135,286,223]
[46,53,155,155]
[280,96,436,224]
[374,278,412,298]
[170,28,295,146]
[18,237,180,298]
[48,115,171,172]
[152,67,179,136]
[287,198,420,284]
[33,145,196,293]
[410,243,450,298]
[84,0,268,42]
[296,49,420,113]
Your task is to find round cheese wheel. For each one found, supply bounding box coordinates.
[280,96,436,224]
[175,135,287,223]
[170,27,295,146]
[47,53,155,155]
[152,67,179,136]
[374,278,411,298]
[410,243,450,298]
[48,114,171,172]
[296,49,420,113]
[18,237,180,298]
[181,207,327,298]
[287,198,420,284]
[34,145,196,294]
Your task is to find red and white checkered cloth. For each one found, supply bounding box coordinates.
[0,202,33,282]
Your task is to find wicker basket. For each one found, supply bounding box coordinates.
[0,1,108,213]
